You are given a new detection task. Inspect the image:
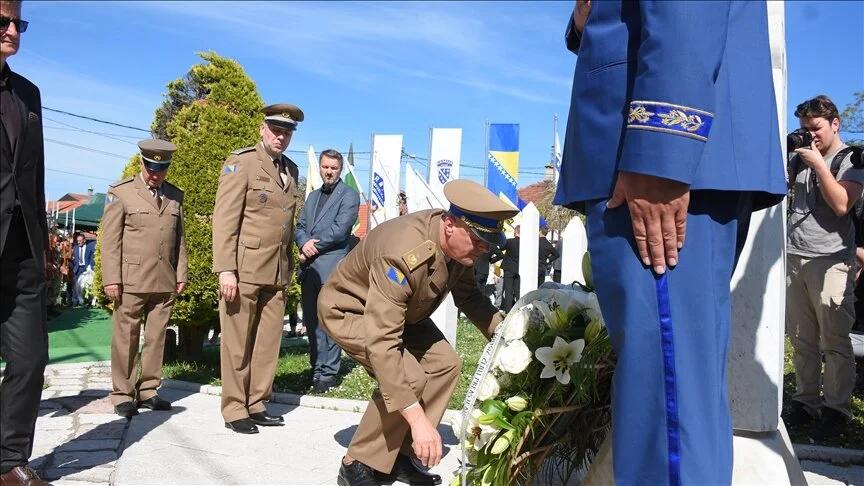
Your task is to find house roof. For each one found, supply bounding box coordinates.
[517,180,553,205]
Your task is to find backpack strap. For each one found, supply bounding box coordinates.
[829,147,855,179]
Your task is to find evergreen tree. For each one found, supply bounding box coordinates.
[94,51,264,358]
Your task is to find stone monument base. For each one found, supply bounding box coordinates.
[582,424,806,485]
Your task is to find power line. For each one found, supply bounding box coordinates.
[43,107,152,133]
[46,168,116,182]
[45,138,130,159]
[44,117,139,145]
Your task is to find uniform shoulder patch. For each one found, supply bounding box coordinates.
[109,176,134,188]
[106,193,117,204]
[230,146,256,156]
[386,266,408,286]
[401,240,437,272]
[222,163,239,174]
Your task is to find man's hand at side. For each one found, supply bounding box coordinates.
[219,271,239,302]
[606,171,690,274]
[301,239,320,258]
[104,284,122,301]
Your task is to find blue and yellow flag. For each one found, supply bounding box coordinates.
[486,123,519,206]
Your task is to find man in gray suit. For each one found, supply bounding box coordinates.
[295,149,360,393]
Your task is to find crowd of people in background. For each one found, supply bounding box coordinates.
[44,230,98,314]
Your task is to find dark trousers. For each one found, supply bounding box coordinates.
[502,272,519,312]
[1,214,48,472]
[301,267,342,383]
[553,269,562,283]
[586,192,752,485]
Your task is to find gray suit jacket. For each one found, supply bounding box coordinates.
[294,180,360,281]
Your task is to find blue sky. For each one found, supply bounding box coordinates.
[8,1,863,201]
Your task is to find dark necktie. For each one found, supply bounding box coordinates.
[150,187,162,209]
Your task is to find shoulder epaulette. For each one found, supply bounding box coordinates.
[231,146,256,156]
[109,176,134,188]
[401,240,437,272]
[162,180,184,194]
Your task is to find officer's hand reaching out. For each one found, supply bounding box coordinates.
[402,403,442,468]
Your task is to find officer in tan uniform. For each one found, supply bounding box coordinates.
[319,180,518,486]
[212,104,302,434]
[101,139,188,419]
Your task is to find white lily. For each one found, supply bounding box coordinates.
[473,424,499,451]
[535,337,586,385]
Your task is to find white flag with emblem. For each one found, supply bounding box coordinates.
[427,128,461,208]
[369,134,403,229]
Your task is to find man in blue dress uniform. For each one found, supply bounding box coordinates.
[554,1,787,484]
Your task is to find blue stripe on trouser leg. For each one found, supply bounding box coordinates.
[655,273,681,486]
[585,192,751,485]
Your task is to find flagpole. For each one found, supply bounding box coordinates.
[552,114,558,167]
[483,119,489,188]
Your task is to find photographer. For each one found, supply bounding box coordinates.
[785,95,864,438]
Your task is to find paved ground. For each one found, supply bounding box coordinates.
[31,361,864,485]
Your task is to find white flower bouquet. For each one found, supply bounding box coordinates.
[452,282,614,485]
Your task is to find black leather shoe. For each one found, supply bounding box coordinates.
[385,454,441,485]
[811,407,849,441]
[114,401,139,418]
[138,395,172,411]
[312,379,337,394]
[338,459,379,486]
[781,400,816,428]
[249,411,284,426]
[224,418,259,434]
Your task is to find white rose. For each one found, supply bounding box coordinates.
[502,306,529,342]
[497,340,533,375]
[477,373,500,401]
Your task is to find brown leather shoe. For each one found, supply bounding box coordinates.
[0,465,51,485]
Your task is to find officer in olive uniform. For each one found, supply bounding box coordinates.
[319,180,518,486]
[101,139,188,418]
[212,104,302,434]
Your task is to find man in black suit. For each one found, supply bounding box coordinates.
[474,247,503,298]
[499,225,520,311]
[0,2,50,484]
[537,225,559,287]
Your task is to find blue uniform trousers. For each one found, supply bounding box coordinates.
[585,191,753,485]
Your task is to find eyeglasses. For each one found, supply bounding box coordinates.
[0,17,28,33]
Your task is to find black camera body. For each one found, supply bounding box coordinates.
[787,128,813,152]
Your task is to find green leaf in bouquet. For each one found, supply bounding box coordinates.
[480,399,507,417]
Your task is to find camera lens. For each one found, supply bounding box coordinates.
[787,128,813,152]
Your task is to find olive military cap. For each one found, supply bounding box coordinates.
[443,179,519,246]
[263,103,304,130]
[138,139,177,172]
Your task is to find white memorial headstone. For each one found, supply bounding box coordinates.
[560,216,588,286]
[518,204,540,298]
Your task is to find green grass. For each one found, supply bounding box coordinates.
[783,336,864,448]
[162,318,489,410]
[47,307,113,364]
